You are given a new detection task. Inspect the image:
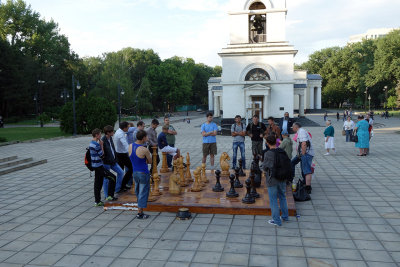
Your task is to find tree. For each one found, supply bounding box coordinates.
[387,96,398,110]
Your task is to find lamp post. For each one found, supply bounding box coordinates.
[37,79,45,127]
[60,89,69,105]
[368,94,371,111]
[383,86,388,108]
[118,84,125,125]
[33,93,38,116]
[72,75,81,136]
[364,87,368,110]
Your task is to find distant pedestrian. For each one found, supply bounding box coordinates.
[324,120,335,155]
[342,111,346,121]
[343,116,355,142]
[323,112,328,122]
[385,110,389,119]
[201,112,218,170]
[336,112,340,121]
[231,115,246,169]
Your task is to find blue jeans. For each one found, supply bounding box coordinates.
[291,156,302,179]
[267,181,289,226]
[103,163,124,198]
[232,142,245,169]
[133,172,150,209]
[345,130,352,142]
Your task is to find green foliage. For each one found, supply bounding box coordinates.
[387,96,398,109]
[37,112,50,125]
[60,96,116,134]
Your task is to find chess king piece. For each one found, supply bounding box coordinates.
[238,159,246,176]
[151,173,162,196]
[169,160,181,195]
[220,152,231,177]
[242,178,255,204]
[234,167,243,188]
[178,156,187,187]
[151,146,159,177]
[249,171,260,199]
[226,174,239,198]
[212,170,224,192]
[160,152,169,173]
[191,167,202,192]
[201,163,209,184]
[252,155,262,188]
[185,152,193,183]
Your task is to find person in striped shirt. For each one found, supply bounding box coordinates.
[89,128,105,206]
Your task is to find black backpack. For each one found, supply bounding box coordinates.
[272,148,292,181]
[84,148,94,171]
[293,178,311,202]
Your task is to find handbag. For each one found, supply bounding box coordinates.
[293,178,311,202]
[350,131,358,143]
[341,129,346,136]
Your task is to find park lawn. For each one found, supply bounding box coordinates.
[0,127,70,143]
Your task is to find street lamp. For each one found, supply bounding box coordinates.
[60,89,69,105]
[364,87,368,110]
[33,93,38,115]
[118,84,125,125]
[383,86,388,108]
[72,75,81,136]
[368,94,371,111]
[37,79,45,127]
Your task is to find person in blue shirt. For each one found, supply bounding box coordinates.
[158,125,180,162]
[201,112,218,170]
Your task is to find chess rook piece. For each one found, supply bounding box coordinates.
[238,159,246,177]
[151,146,158,177]
[169,160,181,195]
[160,152,169,173]
[249,171,260,199]
[178,156,187,187]
[201,163,209,184]
[212,170,224,192]
[242,178,255,204]
[220,152,231,177]
[185,152,193,183]
[151,173,162,196]
[226,174,239,198]
[252,156,262,188]
[234,167,243,188]
[191,168,202,192]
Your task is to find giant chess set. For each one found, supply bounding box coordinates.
[104,148,296,216]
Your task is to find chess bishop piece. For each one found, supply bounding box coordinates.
[185,152,193,183]
[252,155,262,188]
[169,160,181,195]
[220,152,230,177]
[234,167,243,188]
[249,171,260,199]
[238,159,246,177]
[226,174,239,198]
[160,152,169,173]
[242,178,255,204]
[151,173,162,196]
[191,167,202,192]
[212,170,224,192]
[200,163,209,184]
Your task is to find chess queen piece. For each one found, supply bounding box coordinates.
[249,171,260,199]
[212,170,224,192]
[185,152,193,183]
[242,178,255,204]
[160,152,169,173]
[220,152,231,177]
[226,174,239,198]
[234,167,243,188]
[238,159,246,177]
[191,168,202,192]
[169,160,181,195]
[151,173,162,196]
[201,163,209,184]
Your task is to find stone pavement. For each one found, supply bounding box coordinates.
[0,113,400,267]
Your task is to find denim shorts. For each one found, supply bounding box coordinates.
[301,154,313,175]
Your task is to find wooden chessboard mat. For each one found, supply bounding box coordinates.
[105,169,296,216]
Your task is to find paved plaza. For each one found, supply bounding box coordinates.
[1,113,400,267]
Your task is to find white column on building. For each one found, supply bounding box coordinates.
[316,87,322,109]
[214,96,219,117]
[309,87,314,109]
[263,94,269,119]
[299,94,305,117]
[208,90,213,111]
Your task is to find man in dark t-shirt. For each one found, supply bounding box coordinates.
[246,114,266,158]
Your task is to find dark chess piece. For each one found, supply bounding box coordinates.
[242,178,255,204]
[249,171,260,199]
[238,159,246,177]
[212,170,224,192]
[252,156,262,188]
[234,167,243,188]
[226,174,239,198]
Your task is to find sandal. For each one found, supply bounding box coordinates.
[136,213,150,219]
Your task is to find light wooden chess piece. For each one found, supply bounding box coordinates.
[160,152,169,173]
[178,156,187,187]
[147,182,158,202]
[169,160,181,195]
[201,163,209,184]
[191,167,202,192]
[220,152,231,177]
[151,173,162,196]
[197,166,206,187]
[151,146,158,177]
[185,152,193,183]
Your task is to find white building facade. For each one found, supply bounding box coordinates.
[208,0,322,122]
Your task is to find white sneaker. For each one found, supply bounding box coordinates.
[324,153,330,156]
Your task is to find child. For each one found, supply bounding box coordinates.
[279,132,293,159]
[89,128,105,206]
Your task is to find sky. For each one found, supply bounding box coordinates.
[21,0,400,66]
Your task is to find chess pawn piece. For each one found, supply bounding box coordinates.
[191,168,202,192]
[212,170,224,192]
[234,167,243,188]
[185,152,193,183]
[220,152,231,177]
[252,155,262,188]
[169,160,181,195]
[151,173,162,196]
[178,156,187,187]
[238,159,246,177]
[249,171,260,199]
[226,174,239,198]
[242,178,255,204]
[160,152,169,173]
[201,163,209,184]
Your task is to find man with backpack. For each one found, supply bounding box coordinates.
[246,114,266,158]
[231,115,246,169]
[262,135,290,226]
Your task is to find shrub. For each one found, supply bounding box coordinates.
[60,96,117,134]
